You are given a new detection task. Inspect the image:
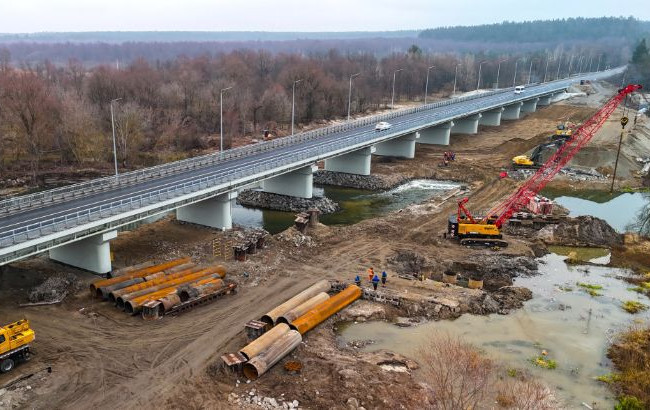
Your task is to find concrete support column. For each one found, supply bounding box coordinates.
[521,97,540,113]
[324,146,374,175]
[262,165,316,198]
[49,230,117,273]
[452,113,482,134]
[418,121,454,145]
[373,132,419,159]
[176,191,237,230]
[537,95,552,106]
[502,102,523,120]
[478,108,504,126]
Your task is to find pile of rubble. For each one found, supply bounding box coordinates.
[237,190,339,214]
[28,273,82,303]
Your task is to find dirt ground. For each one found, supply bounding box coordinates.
[1,81,649,409]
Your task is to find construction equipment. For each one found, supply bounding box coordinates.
[451,84,643,247]
[0,319,35,373]
[512,141,563,168]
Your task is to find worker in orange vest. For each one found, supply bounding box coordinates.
[367,267,375,281]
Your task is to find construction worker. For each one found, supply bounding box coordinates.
[381,271,387,286]
[367,267,375,281]
[371,274,380,290]
[354,275,361,287]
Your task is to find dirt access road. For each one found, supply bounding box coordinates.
[0,81,647,409]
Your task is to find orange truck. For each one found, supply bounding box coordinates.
[0,319,35,373]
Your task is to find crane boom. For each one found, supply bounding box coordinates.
[484,84,642,227]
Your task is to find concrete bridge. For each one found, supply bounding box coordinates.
[0,68,625,273]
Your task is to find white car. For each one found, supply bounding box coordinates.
[375,121,392,131]
[514,85,525,94]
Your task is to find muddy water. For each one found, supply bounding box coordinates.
[232,180,459,234]
[339,251,650,408]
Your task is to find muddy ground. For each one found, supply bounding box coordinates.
[0,81,649,409]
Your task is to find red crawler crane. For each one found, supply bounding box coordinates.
[448,84,643,247]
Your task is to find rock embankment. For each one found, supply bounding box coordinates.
[537,215,623,247]
[237,190,340,214]
[314,170,407,190]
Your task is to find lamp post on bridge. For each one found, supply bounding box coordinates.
[544,55,551,83]
[347,73,360,121]
[424,65,435,104]
[220,86,233,158]
[391,68,403,109]
[527,58,537,85]
[110,98,122,178]
[476,60,487,91]
[453,63,461,96]
[495,59,508,89]
[513,59,523,87]
[291,79,303,135]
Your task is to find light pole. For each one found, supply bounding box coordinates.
[544,56,551,83]
[220,86,232,156]
[110,98,121,178]
[476,60,487,91]
[391,68,403,109]
[513,59,523,87]
[424,65,435,104]
[347,73,360,121]
[495,59,508,89]
[453,63,461,96]
[527,59,536,85]
[291,79,302,135]
[556,56,562,80]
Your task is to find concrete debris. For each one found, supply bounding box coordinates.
[537,215,623,247]
[28,273,82,303]
[237,189,339,214]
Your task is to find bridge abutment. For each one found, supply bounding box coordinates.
[452,113,482,134]
[324,146,374,175]
[176,191,237,230]
[373,132,419,158]
[478,108,504,126]
[502,102,523,120]
[49,230,117,273]
[261,165,316,198]
[521,97,540,113]
[418,121,454,145]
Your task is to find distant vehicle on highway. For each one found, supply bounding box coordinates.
[514,85,525,94]
[375,121,392,131]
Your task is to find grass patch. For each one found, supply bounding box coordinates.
[615,396,645,409]
[506,368,517,377]
[596,373,620,384]
[622,301,649,314]
[628,287,646,294]
[606,327,650,408]
[577,282,604,296]
[530,356,557,369]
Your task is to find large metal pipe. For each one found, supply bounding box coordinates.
[108,265,203,302]
[124,271,224,314]
[116,266,224,310]
[178,278,225,302]
[109,261,155,278]
[99,277,146,299]
[243,329,302,380]
[260,280,331,326]
[90,257,191,297]
[290,285,361,335]
[239,323,291,360]
[146,278,225,317]
[276,292,330,325]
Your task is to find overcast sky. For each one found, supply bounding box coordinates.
[0,0,647,33]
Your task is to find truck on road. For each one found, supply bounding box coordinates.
[0,319,35,373]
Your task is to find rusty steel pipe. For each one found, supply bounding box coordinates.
[109,261,155,278]
[124,270,225,315]
[243,329,302,380]
[260,279,331,325]
[158,293,182,313]
[239,323,291,361]
[99,277,146,299]
[90,257,191,297]
[178,278,225,302]
[290,285,361,335]
[108,265,203,303]
[116,266,224,310]
[276,292,330,325]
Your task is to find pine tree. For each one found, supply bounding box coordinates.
[631,39,650,64]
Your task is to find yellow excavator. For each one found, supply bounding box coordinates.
[0,319,35,373]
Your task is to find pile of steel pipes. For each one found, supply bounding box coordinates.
[228,281,361,380]
[90,257,235,319]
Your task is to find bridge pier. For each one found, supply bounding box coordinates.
[452,113,482,134]
[373,132,419,158]
[49,230,117,273]
[521,98,540,113]
[478,108,504,126]
[537,95,552,106]
[176,191,237,230]
[502,102,523,120]
[262,165,316,198]
[324,146,374,175]
[418,121,454,145]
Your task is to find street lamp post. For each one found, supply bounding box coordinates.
[544,56,550,83]
[556,56,562,80]
[220,86,233,156]
[453,63,461,96]
[424,65,435,104]
[391,68,403,109]
[476,60,487,91]
[110,98,122,178]
[347,73,360,121]
[291,79,302,135]
[513,59,522,87]
[495,59,507,89]
[527,59,536,85]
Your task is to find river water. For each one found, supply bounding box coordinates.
[232,180,460,233]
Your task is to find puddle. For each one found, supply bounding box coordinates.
[232,179,459,233]
[338,251,650,408]
[547,245,611,264]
